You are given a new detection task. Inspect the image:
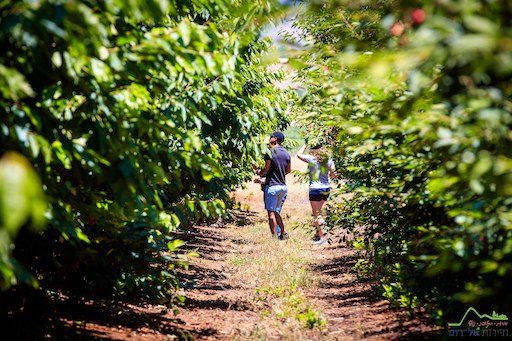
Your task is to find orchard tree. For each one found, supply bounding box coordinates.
[0,0,290,301]
[291,0,512,321]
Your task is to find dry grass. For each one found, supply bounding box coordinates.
[226,223,327,340]
[229,155,325,290]
[227,222,316,289]
[227,156,329,340]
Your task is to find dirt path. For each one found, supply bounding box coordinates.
[34,220,441,340]
[169,223,441,340]
[12,157,442,340]
[161,156,443,340]
[304,245,440,340]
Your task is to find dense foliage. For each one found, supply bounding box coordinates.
[291,0,512,322]
[0,0,290,302]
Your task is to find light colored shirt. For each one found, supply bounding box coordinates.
[304,155,333,189]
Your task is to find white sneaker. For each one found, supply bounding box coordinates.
[312,238,328,245]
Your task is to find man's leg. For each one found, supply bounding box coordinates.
[265,185,288,237]
[275,192,287,235]
[267,210,278,236]
[275,211,285,234]
[275,186,288,236]
[264,186,279,236]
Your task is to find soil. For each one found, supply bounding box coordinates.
[1,158,444,340]
[2,219,443,341]
[165,222,443,340]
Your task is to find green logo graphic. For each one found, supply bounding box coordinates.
[448,307,508,327]
[447,307,509,337]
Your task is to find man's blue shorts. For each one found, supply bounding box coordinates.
[264,185,288,211]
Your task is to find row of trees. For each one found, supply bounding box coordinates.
[291,0,512,322]
[0,0,291,312]
[3,0,510,330]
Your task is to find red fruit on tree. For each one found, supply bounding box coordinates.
[411,8,426,25]
[390,21,405,36]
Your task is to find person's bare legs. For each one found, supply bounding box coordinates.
[268,210,286,236]
[268,211,277,236]
[275,212,286,235]
[310,200,326,238]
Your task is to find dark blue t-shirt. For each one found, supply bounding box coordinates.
[264,146,291,186]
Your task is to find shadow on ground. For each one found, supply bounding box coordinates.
[0,221,251,341]
[0,288,194,341]
[308,244,444,340]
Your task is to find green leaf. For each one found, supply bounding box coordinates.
[463,15,498,34]
[0,65,36,101]
[167,239,186,252]
[0,152,47,237]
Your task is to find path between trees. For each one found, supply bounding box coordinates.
[168,223,441,340]
[26,157,442,340]
[160,156,442,340]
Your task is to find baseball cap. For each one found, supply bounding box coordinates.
[270,131,285,143]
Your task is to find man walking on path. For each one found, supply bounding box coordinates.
[257,131,291,239]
